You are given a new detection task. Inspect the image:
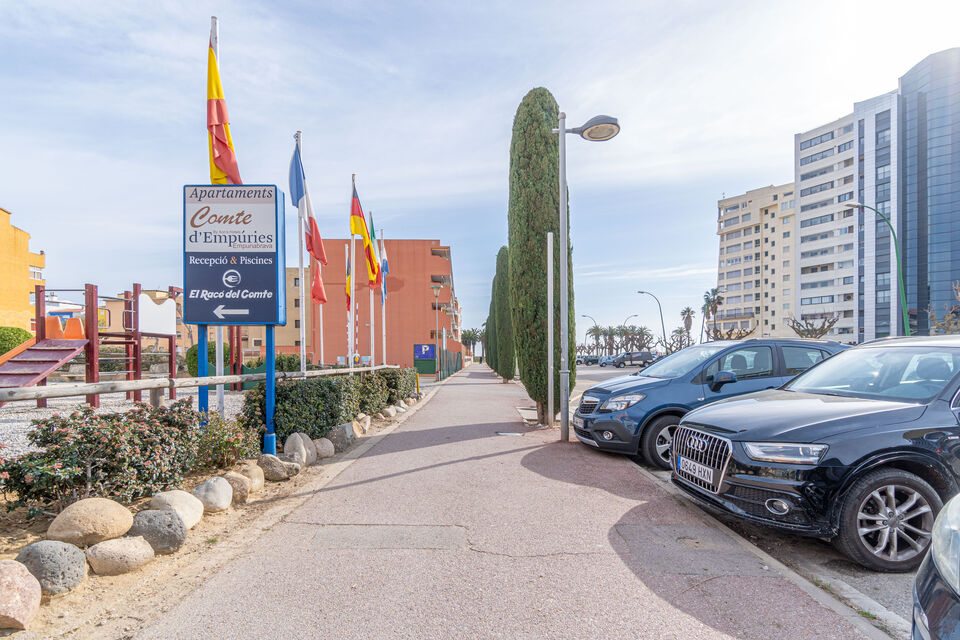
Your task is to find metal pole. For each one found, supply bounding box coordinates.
[435,289,440,381]
[215,326,224,415]
[263,325,276,455]
[318,266,324,367]
[349,176,357,373]
[344,244,349,367]
[369,284,375,367]
[198,324,208,414]
[860,203,910,336]
[380,230,387,366]
[641,291,667,350]
[558,111,570,442]
[547,232,554,427]
[295,131,308,376]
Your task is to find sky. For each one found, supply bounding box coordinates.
[3,0,960,344]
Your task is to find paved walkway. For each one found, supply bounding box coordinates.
[138,366,876,640]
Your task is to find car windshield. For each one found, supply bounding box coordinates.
[784,344,960,403]
[638,344,727,378]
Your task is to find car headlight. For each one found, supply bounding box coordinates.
[932,495,960,595]
[600,393,646,412]
[742,442,828,465]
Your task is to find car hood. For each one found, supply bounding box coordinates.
[682,389,928,442]
[584,375,671,397]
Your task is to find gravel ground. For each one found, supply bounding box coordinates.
[0,387,246,457]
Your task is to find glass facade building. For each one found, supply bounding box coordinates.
[899,48,960,335]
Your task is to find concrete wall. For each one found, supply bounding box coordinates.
[0,207,45,331]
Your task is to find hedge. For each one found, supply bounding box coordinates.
[185,342,231,377]
[0,326,32,356]
[358,373,389,415]
[238,376,360,443]
[378,367,418,404]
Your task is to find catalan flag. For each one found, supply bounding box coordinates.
[350,185,380,286]
[206,17,241,185]
[368,212,381,291]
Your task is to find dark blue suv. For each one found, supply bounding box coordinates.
[572,338,846,469]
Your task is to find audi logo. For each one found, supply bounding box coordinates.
[686,436,709,453]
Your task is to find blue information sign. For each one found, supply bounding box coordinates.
[414,344,436,360]
[183,185,286,325]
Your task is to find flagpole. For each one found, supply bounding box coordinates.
[349,175,357,374]
[380,229,387,366]
[294,131,307,379]
[210,16,225,417]
[344,244,349,368]
[369,211,375,368]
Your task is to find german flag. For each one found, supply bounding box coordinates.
[350,185,380,286]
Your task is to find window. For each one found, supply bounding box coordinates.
[29,267,43,280]
[782,347,827,375]
[253,339,263,346]
[295,340,301,347]
[842,276,854,285]
[877,272,890,287]
[877,290,891,304]
[294,277,299,287]
[705,346,775,381]
[837,140,853,153]
[801,295,835,305]
[800,181,834,197]
[726,230,742,240]
[837,192,854,202]
[801,198,834,212]
[742,213,752,222]
[876,128,891,146]
[723,216,740,227]
[800,165,834,182]
[294,320,300,328]
[294,298,300,308]
[800,131,834,150]
[876,165,890,181]
[800,148,835,165]
[841,123,854,134]
[724,204,740,213]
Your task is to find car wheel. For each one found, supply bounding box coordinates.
[616,362,624,368]
[640,415,680,470]
[834,468,942,572]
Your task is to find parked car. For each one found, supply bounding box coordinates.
[577,354,600,365]
[671,336,960,572]
[914,493,960,639]
[612,351,657,368]
[598,355,618,367]
[572,338,845,469]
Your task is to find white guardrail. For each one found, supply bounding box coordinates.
[0,365,399,404]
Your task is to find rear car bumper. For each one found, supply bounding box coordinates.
[914,552,960,640]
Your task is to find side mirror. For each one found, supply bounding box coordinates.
[709,370,737,392]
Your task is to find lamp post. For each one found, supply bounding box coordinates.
[620,313,638,353]
[852,202,911,337]
[554,113,620,441]
[581,313,599,356]
[638,290,667,352]
[431,284,443,379]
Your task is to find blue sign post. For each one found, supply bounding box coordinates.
[183,185,286,455]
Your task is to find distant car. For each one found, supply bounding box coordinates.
[612,351,657,368]
[915,493,960,639]
[577,354,600,365]
[673,335,960,572]
[598,355,618,367]
[573,338,846,469]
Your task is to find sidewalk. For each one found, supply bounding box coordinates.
[138,365,878,640]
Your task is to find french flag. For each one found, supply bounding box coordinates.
[289,141,327,304]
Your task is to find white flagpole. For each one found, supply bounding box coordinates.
[369,212,375,368]
[344,244,349,368]
[295,131,307,379]
[349,175,357,374]
[211,16,225,417]
[380,230,386,366]
[318,262,324,367]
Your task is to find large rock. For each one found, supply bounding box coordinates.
[192,477,233,513]
[47,497,133,547]
[326,422,355,452]
[295,433,318,465]
[258,454,289,481]
[238,462,265,492]
[85,537,154,576]
[357,415,371,433]
[15,540,86,595]
[394,404,407,413]
[283,434,309,467]
[0,560,41,630]
[149,490,204,529]
[314,438,335,459]
[282,461,301,477]
[404,398,416,407]
[382,405,398,418]
[222,471,251,504]
[128,510,187,555]
[279,450,306,468]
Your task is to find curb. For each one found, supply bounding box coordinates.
[630,462,895,640]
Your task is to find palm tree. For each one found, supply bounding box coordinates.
[680,307,695,344]
[586,324,603,356]
[460,328,479,354]
[702,288,724,341]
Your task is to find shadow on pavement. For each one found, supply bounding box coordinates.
[520,440,865,640]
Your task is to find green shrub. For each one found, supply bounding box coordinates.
[185,342,231,377]
[238,375,360,443]
[379,367,418,404]
[0,326,33,355]
[244,353,304,372]
[358,373,389,415]
[195,412,260,470]
[0,400,201,516]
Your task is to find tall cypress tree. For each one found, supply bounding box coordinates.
[485,277,498,374]
[507,87,575,424]
[494,246,515,380]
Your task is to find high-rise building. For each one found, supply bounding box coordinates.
[713,183,795,338]
[0,207,45,331]
[793,115,858,342]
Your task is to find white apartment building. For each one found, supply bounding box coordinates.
[793,115,859,342]
[714,183,796,338]
[854,91,901,340]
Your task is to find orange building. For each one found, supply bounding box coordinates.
[307,239,462,368]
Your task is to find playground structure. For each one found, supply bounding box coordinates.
[0,284,180,408]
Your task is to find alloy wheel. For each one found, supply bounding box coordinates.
[856,484,934,563]
[654,424,678,464]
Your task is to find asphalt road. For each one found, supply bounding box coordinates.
[572,364,915,633]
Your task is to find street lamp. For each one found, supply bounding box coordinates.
[431,284,443,378]
[555,112,620,442]
[620,314,637,354]
[581,313,600,355]
[638,291,667,351]
[852,202,911,337]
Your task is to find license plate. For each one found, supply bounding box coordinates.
[677,456,713,484]
[572,416,584,429]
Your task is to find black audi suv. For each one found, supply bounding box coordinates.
[671,336,960,572]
